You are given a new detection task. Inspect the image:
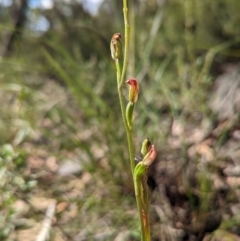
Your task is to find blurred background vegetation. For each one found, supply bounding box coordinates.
[1,0,240,240]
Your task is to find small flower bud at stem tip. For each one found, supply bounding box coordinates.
[126,78,139,103]
[110,33,122,60]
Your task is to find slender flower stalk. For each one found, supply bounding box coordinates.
[121,0,130,87]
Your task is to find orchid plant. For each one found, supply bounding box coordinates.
[110,1,157,240]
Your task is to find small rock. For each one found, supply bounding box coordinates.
[12,199,29,216]
[210,65,240,120]
[58,160,82,176]
[46,156,58,172]
[232,130,240,140]
[226,177,240,188]
[224,165,240,177]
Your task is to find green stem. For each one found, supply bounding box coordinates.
[121,0,130,86]
[121,0,135,180]
[134,165,151,241]
[142,177,151,241]
[135,174,147,241]
[115,59,135,175]
[115,59,122,86]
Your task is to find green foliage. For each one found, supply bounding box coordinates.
[0,144,35,240]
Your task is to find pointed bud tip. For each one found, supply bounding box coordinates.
[141,138,152,156]
[149,145,157,161]
[126,78,139,103]
[112,33,121,40]
[126,78,138,87]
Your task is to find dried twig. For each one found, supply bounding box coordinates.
[35,202,56,241]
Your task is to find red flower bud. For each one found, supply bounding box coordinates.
[142,145,157,166]
[126,78,139,103]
